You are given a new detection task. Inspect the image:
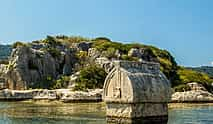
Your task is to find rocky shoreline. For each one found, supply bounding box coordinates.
[0,88,213,103]
[0,89,103,102]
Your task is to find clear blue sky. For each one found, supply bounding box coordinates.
[0,0,212,67]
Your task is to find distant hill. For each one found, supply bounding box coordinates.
[187,66,213,77]
[0,44,12,60]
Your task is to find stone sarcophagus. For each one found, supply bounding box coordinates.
[103,61,171,123]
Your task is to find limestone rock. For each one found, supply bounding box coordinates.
[76,42,92,51]
[0,46,77,90]
[128,48,140,57]
[62,50,76,75]
[0,89,103,102]
[88,48,101,59]
[68,71,80,89]
[171,82,213,102]
[59,89,103,102]
[171,90,213,102]
[95,57,114,73]
[187,82,207,91]
[128,48,158,62]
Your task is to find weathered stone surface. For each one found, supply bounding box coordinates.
[171,90,213,102]
[95,57,114,73]
[59,89,103,102]
[63,50,75,75]
[68,71,80,89]
[0,46,77,90]
[128,48,158,62]
[0,89,102,102]
[0,89,57,100]
[1,47,58,90]
[76,42,92,51]
[103,60,171,122]
[0,78,6,90]
[171,82,213,102]
[187,82,207,91]
[88,48,101,59]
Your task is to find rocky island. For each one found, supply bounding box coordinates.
[0,35,213,102]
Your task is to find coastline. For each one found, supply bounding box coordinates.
[1,89,213,104]
[0,89,103,102]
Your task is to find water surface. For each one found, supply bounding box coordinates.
[0,101,212,124]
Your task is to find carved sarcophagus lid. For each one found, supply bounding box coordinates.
[103,60,171,122]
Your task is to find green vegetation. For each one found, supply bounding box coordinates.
[12,41,28,48]
[52,76,70,89]
[44,47,61,58]
[29,75,70,90]
[176,67,213,91]
[29,75,54,89]
[74,65,107,91]
[3,35,212,91]
[187,66,213,77]
[178,67,212,84]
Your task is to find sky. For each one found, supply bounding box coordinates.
[0,0,212,67]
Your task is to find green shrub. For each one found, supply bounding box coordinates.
[12,41,28,48]
[177,67,213,92]
[74,65,107,91]
[41,47,61,58]
[93,37,111,42]
[51,76,70,89]
[178,68,212,84]
[121,55,138,61]
[42,35,62,47]
[29,76,53,89]
[102,47,117,59]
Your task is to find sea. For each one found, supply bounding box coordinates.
[0,101,212,124]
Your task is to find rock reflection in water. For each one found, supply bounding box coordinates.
[0,102,213,124]
[106,116,168,124]
[0,101,106,124]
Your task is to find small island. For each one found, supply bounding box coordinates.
[0,35,213,103]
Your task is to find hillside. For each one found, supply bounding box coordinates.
[187,66,213,77]
[0,35,212,92]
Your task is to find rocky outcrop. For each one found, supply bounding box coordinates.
[88,48,101,59]
[0,46,77,90]
[76,42,92,51]
[67,71,80,89]
[128,48,158,62]
[171,90,213,102]
[59,89,102,102]
[95,57,114,73]
[171,82,213,102]
[0,89,102,102]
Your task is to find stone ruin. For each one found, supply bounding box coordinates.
[103,60,171,124]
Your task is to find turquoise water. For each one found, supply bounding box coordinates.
[0,101,213,124]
